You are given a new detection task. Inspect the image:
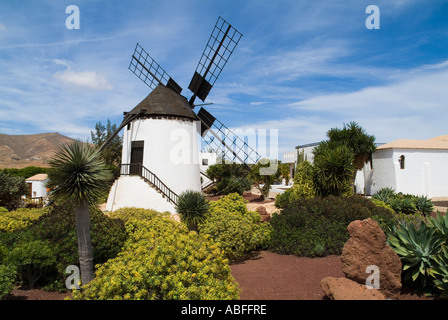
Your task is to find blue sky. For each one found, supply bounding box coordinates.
[1,0,448,159]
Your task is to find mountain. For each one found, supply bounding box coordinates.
[0,132,76,169]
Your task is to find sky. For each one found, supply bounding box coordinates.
[1,0,448,160]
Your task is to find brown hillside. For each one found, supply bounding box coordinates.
[0,132,75,169]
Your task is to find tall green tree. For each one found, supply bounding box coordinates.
[90,119,122,168]
[325,122,376,193]
[46,141,112,286]
[0,172,27,210]
[249,159,280,200]
[326,121,376,171]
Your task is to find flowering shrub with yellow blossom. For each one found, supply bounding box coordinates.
[73,209,239,300]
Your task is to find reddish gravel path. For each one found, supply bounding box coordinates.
[230,251,344,300]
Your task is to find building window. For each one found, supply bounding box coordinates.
[202,159,209,166]
[399,155,405,170]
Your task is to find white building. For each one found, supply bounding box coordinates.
[106,85,202,213]
[293,135,448,198]
[282,152,297,185]
[25,174,49,198]
[199,152,217,189]
[362,135,448,198]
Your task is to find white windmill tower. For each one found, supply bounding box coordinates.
[104,17,261,214]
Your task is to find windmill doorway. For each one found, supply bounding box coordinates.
[130,140,144,176]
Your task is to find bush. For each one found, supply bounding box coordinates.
[175,190,210,231]
[292,160,316,199]
[73,214,239,300]
[372,188,434,216]
[274,188,294,209]
[269,195,394,257]
[206,163,251,196]
[0,208,47,233]
[0,172,28,211]
[0,265,17,299]
[6,240,57,289]
[198,193,272,262]
[22,204,127,290]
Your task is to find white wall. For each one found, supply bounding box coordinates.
[107,117,202,214]
[106,176,175,213]
[368,148,448,198]
[122,118,201,195]
[26,180,48,198]
[199,152,217,187]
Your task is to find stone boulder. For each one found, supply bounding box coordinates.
[256,206,270,222]
[321,276,386,300]
[341,218,402,299]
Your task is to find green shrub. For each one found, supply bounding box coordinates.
[29,204,126,290]
[372,189,434,216]
[269,195,394,257]
[0,208,47,233]
[6,240,57,289]
[175,190,210,231]
[0,207,8,213]
[216,176,252,196]
[292,160,316,199]
[0,265,17,299]
[0,172,28,211]
[198,193,272,262]
[73,214,239,300]
[274,188,293,209]
[109,206,169,222]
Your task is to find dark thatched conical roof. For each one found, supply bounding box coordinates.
[128,84,197,121]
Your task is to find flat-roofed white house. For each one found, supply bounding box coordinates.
[292,135,448,198]
[25,173,49,198]
[360,135,448,198]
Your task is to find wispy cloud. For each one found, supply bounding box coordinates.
[0,37,114,50]
[53,68,114,91]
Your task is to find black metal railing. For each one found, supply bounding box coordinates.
[120,163,178,205]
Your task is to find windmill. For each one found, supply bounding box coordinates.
[105,17,261,213]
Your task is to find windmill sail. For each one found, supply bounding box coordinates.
[188,16,242,106]
[129,43,182,94]
[197,107,261,166]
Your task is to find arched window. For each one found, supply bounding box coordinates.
[399,155,405,170]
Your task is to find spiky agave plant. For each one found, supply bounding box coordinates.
[386,221,445,292]
[47,141,112,286]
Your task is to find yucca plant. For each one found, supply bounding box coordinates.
[175,190,210,232]
[47,141,112,286]
[428,246,448,295]
[386,222,445,291]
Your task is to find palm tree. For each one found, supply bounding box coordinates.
[46,141,112,286]
[327,121,376,170]
[312,143,355,197]
[326,122,376,193]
